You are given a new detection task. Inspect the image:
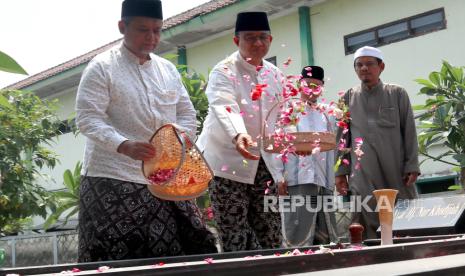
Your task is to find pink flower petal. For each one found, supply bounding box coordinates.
[97,266,110,272]
[292,249,301,255]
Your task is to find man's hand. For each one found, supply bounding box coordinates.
[117,140,156,161]
[335,175,349,195]
[234,133,260,160]
[403,172,419,186]
[278,180,288,196]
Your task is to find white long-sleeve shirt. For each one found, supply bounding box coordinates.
[284,105,335,190]
[76,43,196,185]
[196,51,285,184]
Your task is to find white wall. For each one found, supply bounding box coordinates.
[37,88,85,192]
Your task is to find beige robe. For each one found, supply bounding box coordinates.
[336,80,420,239]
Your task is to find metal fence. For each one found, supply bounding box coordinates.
[0,230,78,268]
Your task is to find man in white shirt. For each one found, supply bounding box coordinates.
[75,0,216,262]
[279,66,338,246]
[197,12,284,252]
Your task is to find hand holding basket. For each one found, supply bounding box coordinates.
[142,124,213,201]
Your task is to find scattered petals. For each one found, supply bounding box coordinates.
[283,57,292,68]
[311,146,321,155]
[292,249,301,255]
[250,83,268,101]
[314,245,335,255]
[304,249,314,255]
[97,266,110,272]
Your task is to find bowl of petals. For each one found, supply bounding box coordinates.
[142,124,213,201]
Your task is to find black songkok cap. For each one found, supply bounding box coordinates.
[301,66,324,82]
[121,0,163,20]
[235,12,270,33]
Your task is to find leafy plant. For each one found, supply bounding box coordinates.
[179,66,209,135]
[415,61,465,187]
[0,247,5,267]
[0,50,27,75]
[0,89,62,235]
[195,193,216,228]
[0,51,63,235]
[44,162,81,229]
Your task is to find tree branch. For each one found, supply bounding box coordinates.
[420,151,459,166]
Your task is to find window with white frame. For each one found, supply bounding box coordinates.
[344,8,446,55]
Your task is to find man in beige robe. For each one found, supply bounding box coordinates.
[335,46,420,239]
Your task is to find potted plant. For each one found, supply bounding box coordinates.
[415,61,465,190]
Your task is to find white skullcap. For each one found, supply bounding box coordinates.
[353,46,383,61]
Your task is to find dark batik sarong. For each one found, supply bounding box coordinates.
[78,176,217,262]
[209,158,282,252]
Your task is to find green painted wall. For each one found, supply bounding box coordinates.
[298,6,314,67]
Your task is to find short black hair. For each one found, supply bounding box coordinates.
[121,16,134,26]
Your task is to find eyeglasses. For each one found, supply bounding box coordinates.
[355,61,378,70]
[241,34,271,43]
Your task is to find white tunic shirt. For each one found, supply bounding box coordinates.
[284,105,335,190]
[76,43,196,185]
[196,51,285,184]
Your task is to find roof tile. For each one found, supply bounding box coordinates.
[5,0,237,90]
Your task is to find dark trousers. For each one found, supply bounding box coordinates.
[209,159,282,252]
[78,176,217,262]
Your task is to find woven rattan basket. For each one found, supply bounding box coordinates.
[262,99,336,154]
[142,124,212,201]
